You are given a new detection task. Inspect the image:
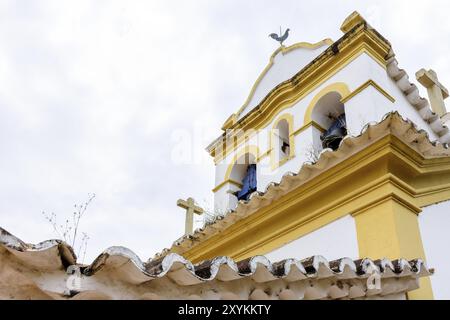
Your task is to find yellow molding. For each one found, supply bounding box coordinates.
[341,11,366,33]
[228,25,389,129]
[303,82,351,125]
[227,39,334,129]
[210,31,390,162]
[212,179,243,193]
[353,195,433,299]
[221,114,238,131]
[177,135,450,282]
[224,145,260,181]
[291,121,326,136]
[244,45,386,130]
[257,148,273,162]
[271,155,295,170]
[251,45,387,130]
[341,79,396,104]
[351,192,422,218]
[214,120,325,165]
[213,146,275,194]
[213,128,258,164]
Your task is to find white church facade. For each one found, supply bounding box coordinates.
[210,18,448,215]
[194,11,450,300]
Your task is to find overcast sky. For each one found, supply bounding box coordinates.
[1,0,449,263]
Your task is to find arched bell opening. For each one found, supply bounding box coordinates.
[311,91,347,151]
[229,153,257,201]
[274,119,291,161]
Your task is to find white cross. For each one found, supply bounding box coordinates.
[416,69,449,117]
[177,197,204,236]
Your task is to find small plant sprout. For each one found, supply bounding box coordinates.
[305,144,322,164]
[199,199,228,226]
[42,193,95,264]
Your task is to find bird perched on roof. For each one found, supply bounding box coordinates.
[269,28,290,46]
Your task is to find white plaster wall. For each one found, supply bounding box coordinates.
[214,54,379,211]
[213,51,441,212]
[265,215,359,262]
[239,44,329,119]
[347,53,438,140]
[258,126,317,189]
[345,84,395,136]
[215,163,228,186]
[419,201,450,300]
[213,183,240,213]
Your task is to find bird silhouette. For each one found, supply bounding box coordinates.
[269,28,290,46]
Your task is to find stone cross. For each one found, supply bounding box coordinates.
[416,69,449,117]
[177,197,204,236]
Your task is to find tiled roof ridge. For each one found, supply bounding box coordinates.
[0,227,77,267]
[0,229,433,286]
[386,49,450,143]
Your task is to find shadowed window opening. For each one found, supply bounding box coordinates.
[320,113,347,151]
[236,164,257,201]
[275,119,290,160]
[311,91,347,151]
[230,153,258,201]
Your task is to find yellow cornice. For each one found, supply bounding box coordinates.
[176,135,450,263]
[237,29,389,131]
[221,114,238,131]
[257,148,272,162]
[223,145,260,182]
[351,192,422,218]
[291,121,326,136]
[341,79,395,104]
[352,187,433,299]
[341,11,366,33]
[212,179,243,193]
[224,39,334,131]
[303,82,351,125]
[213,119,323,187]
[210,24,391,159]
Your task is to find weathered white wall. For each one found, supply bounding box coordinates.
[265,215,359,262]
[419,201,450,300]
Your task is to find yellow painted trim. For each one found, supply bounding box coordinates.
[270,113,296,170]
[214,120,326,165]
[257,148,273,162]
[291,121,326,136]
[176,135,450,300]
[351,192,422,218]
[216,21,390,136]
[353,195,433,299]
[341,79,395,104]
[341,11,366,33]
[228,39,334,129]
[212,179,243,193]
[213,128,257,164]
[211,42,389,164]
[303,82,351,125]
[224,145,260,181]
[221,114,238,131]
[274,155,294,170]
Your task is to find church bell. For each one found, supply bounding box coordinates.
[320,114,347,151]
